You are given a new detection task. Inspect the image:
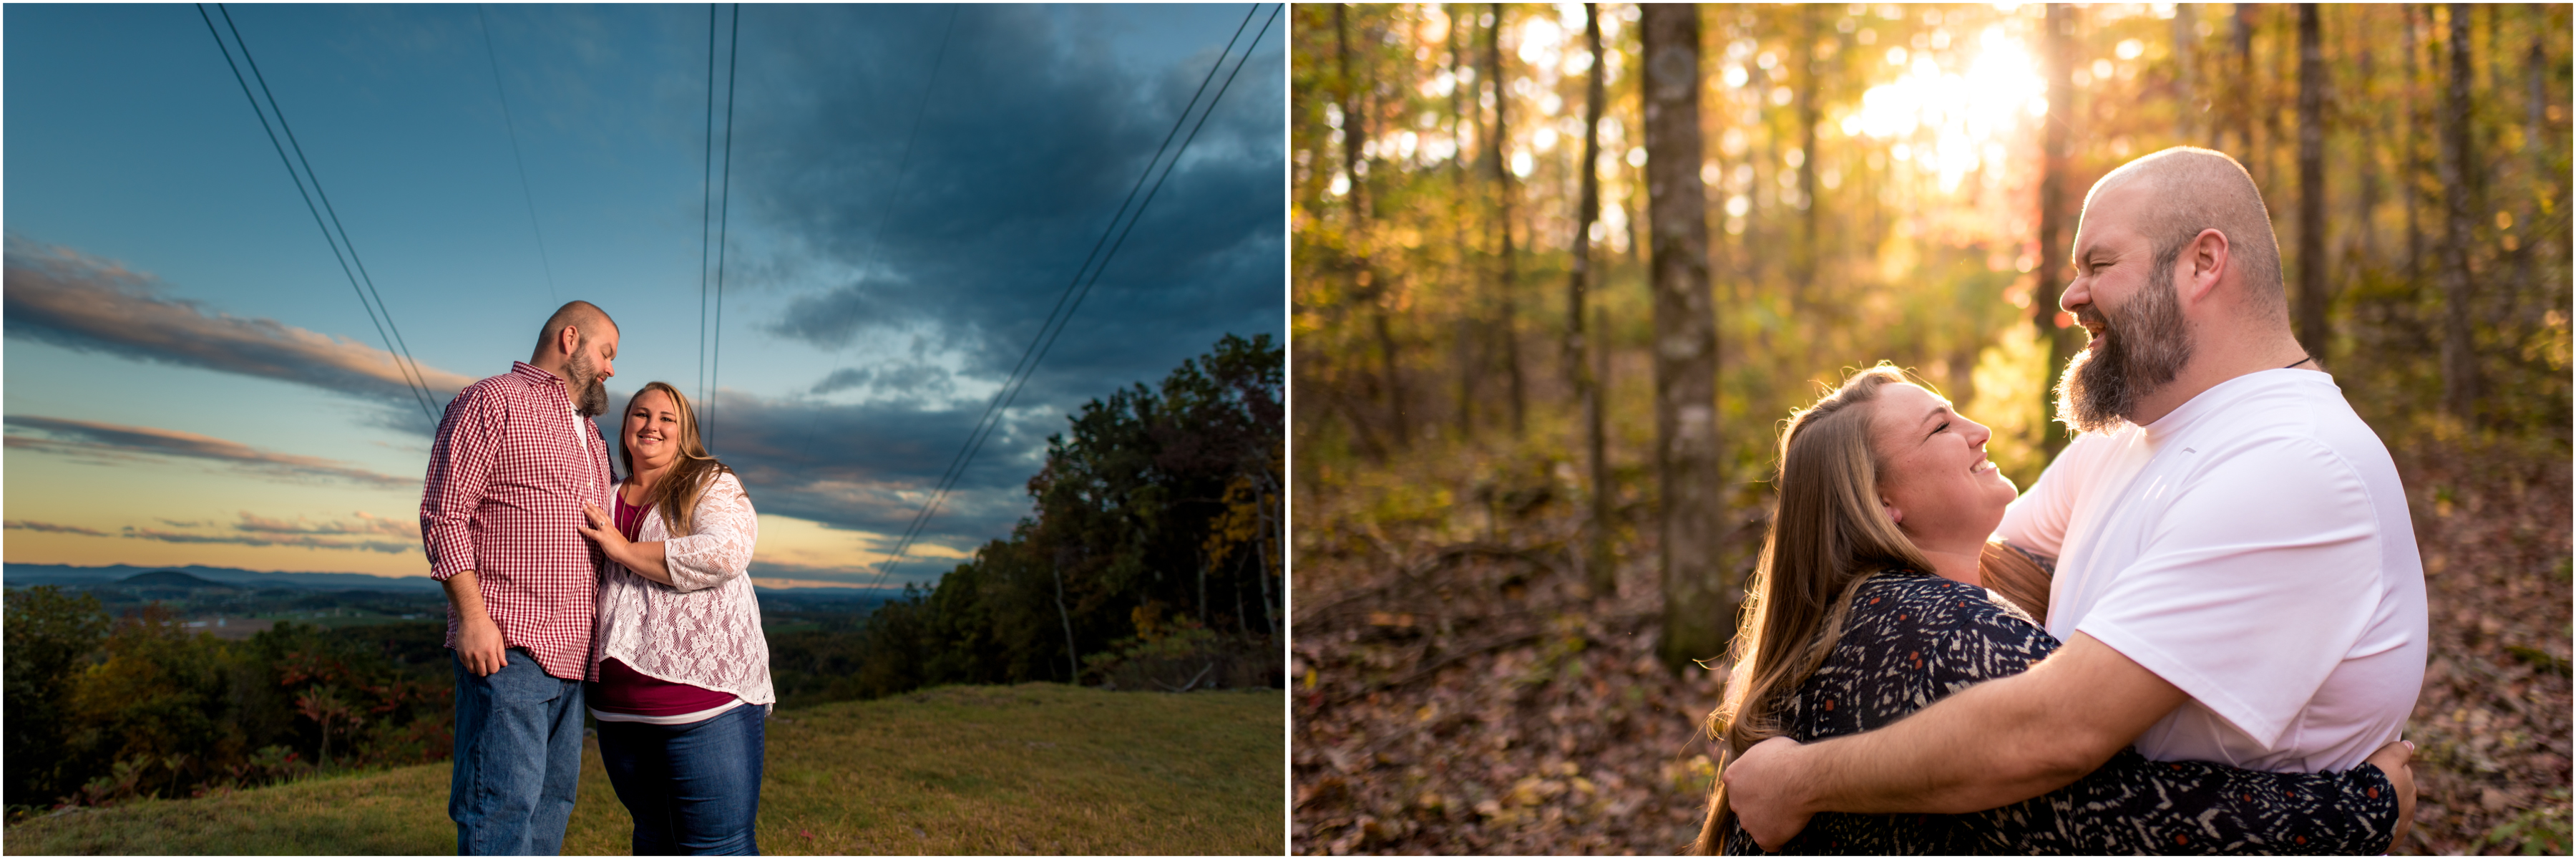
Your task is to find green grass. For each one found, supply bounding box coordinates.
[5,684,1284,855]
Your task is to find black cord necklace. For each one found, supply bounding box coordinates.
[2284,356,2314,369]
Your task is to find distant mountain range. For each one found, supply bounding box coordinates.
[115,570,234,589]
[4,562,888,603]
[4,563,444,592]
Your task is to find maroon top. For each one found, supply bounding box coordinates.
[587,491,735,717]
[420,361,612,681]
[615,491,646,541]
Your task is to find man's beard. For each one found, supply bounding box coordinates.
[565,349,610,417]
[2053,278,2193,434]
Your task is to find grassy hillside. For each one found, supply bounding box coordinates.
[4,684,1283,855]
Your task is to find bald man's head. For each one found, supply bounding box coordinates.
[2084,147,2285,320]
[531,301,618,361]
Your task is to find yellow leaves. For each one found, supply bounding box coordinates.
[1201,467,1279,573]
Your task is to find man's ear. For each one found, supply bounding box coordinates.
[2180,228,2229,306]
[553,324,578,359]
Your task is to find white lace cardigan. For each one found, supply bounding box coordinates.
[588,471,774,706]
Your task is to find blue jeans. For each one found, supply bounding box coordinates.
[449,648,585,855]
[596,702,766,855]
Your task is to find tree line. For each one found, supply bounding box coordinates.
[837,333,1286,697]
[4,593,452,814]
[1292,3,2567,664]
[2,334,1284,812]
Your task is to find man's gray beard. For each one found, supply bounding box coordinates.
[566,351,609,417]
[2052,279,2194,434]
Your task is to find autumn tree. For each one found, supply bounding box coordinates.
[1641,3,1724,669]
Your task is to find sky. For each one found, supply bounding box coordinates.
[3,4,1286,590]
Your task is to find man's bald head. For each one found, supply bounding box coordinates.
[531,300,618,361]
[2084,147,2285,319]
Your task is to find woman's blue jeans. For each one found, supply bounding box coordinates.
[595,702,766,856]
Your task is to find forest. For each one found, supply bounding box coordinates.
[1289,3,2568,855]
[3,334,1283,817]
[822,333,1286,699]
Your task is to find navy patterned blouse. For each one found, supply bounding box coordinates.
[1721,568,2401,855]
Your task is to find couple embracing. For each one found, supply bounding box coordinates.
[1696,147,2429,854]
[419,301,774,855]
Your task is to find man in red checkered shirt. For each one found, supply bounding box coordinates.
[421,301,619,855]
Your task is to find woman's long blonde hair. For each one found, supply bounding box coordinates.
[1691,365,1936,854]
[617,381,733,535]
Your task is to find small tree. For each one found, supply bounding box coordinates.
[293,685,353,770]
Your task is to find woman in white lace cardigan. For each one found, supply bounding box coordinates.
[575,381,771,855]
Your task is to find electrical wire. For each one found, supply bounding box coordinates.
[707,2,742,450]
[859,2,1263,591]
[196,4,440,424]
[862,2,1281,593]
[476,4,560,304]
[697,4,718,418]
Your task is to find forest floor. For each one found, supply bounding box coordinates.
[6,684,1284,855]
[1290,431,2570,855]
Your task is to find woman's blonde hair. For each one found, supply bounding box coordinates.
[616,382,733,535]
[1692,364,1936,853]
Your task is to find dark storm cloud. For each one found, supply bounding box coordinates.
[4,415,416,489]
[741,4,1284,411]
[595,384,1049,552]
[1,240,478,421]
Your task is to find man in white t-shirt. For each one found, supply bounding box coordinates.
[1722,147,2428,848]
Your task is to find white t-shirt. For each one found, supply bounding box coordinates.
[1996,369,2427,774]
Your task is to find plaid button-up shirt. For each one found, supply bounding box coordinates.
[421,361,613,681]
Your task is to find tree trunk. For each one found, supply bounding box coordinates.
[1641,4,1725,669]
[2437,3,2478,420]
[1336,6,1407,450]
[2404,5,2426,286]
[2353,19,2381,263]
[1053,563,1080,682]
[1590,306,1613,591]
[1795,7,1822,304]
[2231,3,2258,164]
[1566,3,1611,594]
[1566,3,1604,395]
[2522,5,2555,311]
[1453,9,1478,439]
[2036,4,2083,457]
[2175,3,2200,143]
[2295,5,2330,363]
[1256,467,1281,639]
[1233,550,1249,636]
[1488,2,1526,439]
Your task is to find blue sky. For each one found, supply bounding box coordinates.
[4,4,1285,589]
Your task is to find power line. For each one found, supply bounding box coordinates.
[698,4,718,417]
[196,4,439,424]
[859,2,1260,591]
[475,4,560,304]
[866,2,1278,589]
[862,2,1281,592]
[707,2,742,450]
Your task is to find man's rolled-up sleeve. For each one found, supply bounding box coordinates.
[421,386,498,581]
